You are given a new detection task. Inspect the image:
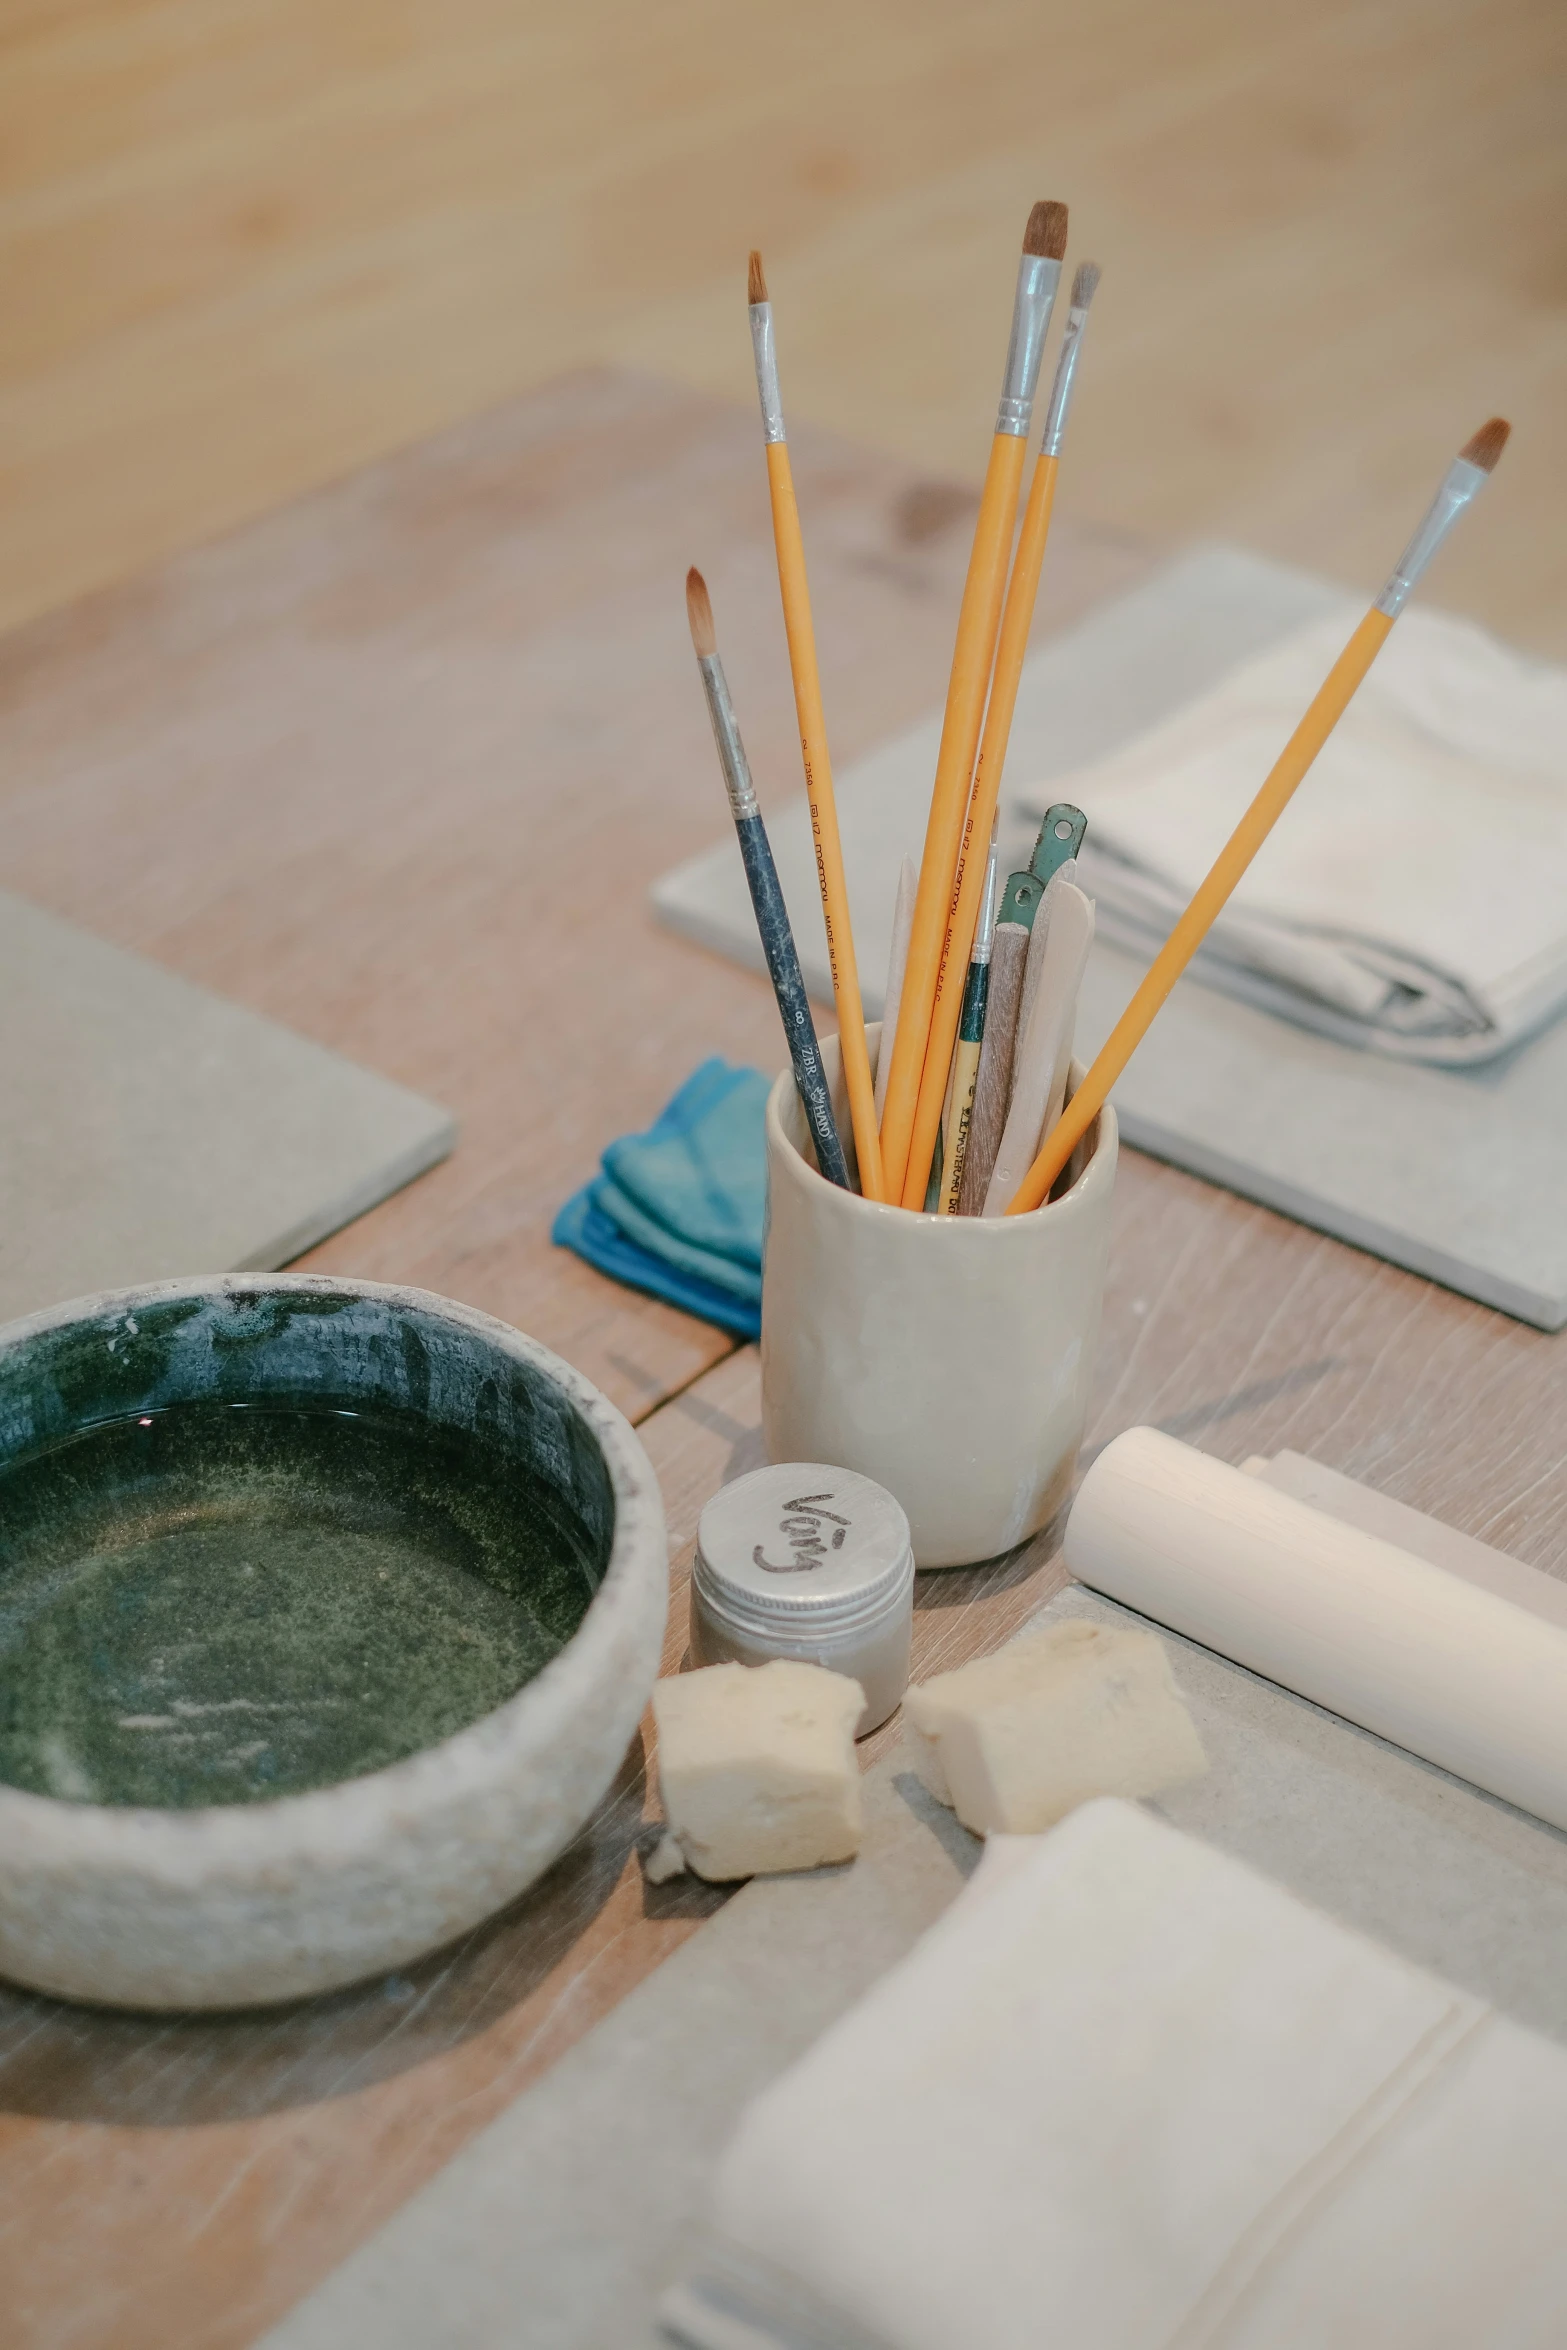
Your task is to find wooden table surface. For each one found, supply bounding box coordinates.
[2,367,1565,2350]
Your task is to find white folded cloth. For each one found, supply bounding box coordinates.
[1020,605,1567,1064]
[661,1798,1567,2350]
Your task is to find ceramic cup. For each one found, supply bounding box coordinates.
[761,1025,1117,1569]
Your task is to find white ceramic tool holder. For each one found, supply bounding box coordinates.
[762,1025,1117,1568]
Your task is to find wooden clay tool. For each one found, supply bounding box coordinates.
[956,806,1085,1213]
[983,871,1095,1215]
[957,915,1026,1215]
[686,567,851,1190]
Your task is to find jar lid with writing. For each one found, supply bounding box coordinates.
[690,1464,915,1733]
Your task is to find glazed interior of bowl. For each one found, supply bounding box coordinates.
[0,1284,616,1809]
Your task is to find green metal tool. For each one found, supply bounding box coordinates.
[996,803,1087,932]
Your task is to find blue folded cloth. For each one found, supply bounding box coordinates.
[552,1059,770,1339]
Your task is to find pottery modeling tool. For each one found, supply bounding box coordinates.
[998,802,1089,933]
[1009,804,1089,1053]
[1007,417,1512,1213]
[686,568,851,1190]
[1016,852,1077,1047]
[957,913,1025,1214]
[874,855,918,1121]
[938,833,1000,1214]
[956,814,1084,1214]
[749,252,885,1203]
[896,261,1098,1210]
[984,873,1095,1214]
[878,200,1069,1203]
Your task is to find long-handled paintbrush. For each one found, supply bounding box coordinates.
[686,567,851,1190]
[898,261,1101,1207]
[1006,417,1513,1214]
[877,199,1069,1202]
[748,251,885,1202]
[937,830,1001,1214]
[875,855,918,1122]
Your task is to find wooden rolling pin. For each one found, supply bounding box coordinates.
[1064,1426,1567,1834]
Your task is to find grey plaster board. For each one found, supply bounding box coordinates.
[1,890,455,1325]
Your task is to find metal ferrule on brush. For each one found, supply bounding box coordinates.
[698,655,760,819]
[995,255,1062,436]
[1040,300,1090,458]
[749,303,786,444]
[973,840,1001,965]
[1376,458,1490,617]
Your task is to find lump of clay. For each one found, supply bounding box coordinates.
[904,1618,1206,1836]
[652,1658,865,1882]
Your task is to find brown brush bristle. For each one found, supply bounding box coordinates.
[1460,417,1511,473]
[1071,259,1101,307]
[685,567,716,659]
[747,249,767,306]
[1023,200,1069,261]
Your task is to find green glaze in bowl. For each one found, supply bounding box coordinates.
[0,1277,668,2009]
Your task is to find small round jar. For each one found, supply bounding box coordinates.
[689,1464,915,1735]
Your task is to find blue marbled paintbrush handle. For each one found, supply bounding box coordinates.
[735,811,851,1190]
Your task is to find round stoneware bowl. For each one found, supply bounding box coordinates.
[0,1275,667,2010]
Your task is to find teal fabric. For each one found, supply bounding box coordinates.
[552,1059,768,1338]
[592,1175,761,1303]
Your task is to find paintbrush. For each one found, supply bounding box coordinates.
[686,567,851,1191]
[874,855,918,1122]
[1007,418,1513,1214]
[748,251,885,1202]
[896,260,1099,1208]
[937,830,1001,1214]
[878,199,1069,1202]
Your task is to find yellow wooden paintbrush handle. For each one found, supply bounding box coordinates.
[879,428,1028,1200]
[765,441,885,1202]
[900,450,1059,1208]
[1006,604,1395,1214]
[938,1036,984,1213]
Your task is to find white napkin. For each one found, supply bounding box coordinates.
[661,1798,1567,2350]
[1020,605,1567,1065]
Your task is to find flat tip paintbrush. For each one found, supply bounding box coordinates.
[685,564,715,656]
[1460,417,1510,471]
[1023,200,1070,260]
[1007,415,1513,1214]
[878,197,1069,1200]
[747,248,886,1199]
[685,566,851,1191]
